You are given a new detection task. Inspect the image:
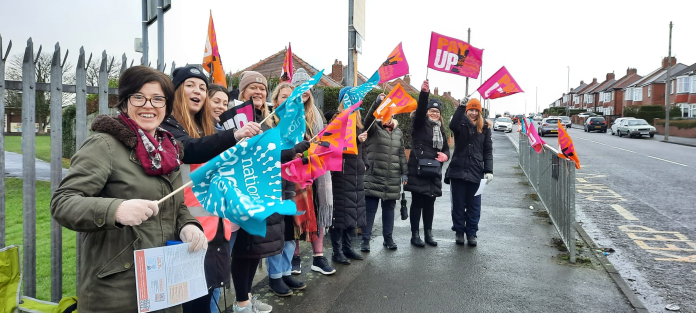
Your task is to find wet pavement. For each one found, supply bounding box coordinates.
[242,131,635,313]
[4,151,67,181]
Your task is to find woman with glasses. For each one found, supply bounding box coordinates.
[404,80,450,248]
[160,67,269,313]
[51,66,206,313]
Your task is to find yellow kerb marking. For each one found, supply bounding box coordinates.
[611,204,638,221]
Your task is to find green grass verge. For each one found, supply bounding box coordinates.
[3,136,71,168]
[5,178,77,300]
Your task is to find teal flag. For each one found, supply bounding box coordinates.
[275,70,323,149]
[343,70,380,106]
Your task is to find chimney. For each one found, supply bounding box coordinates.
[607,73,615,81]
[592,78,598,84]
[580,80,584,85]
[662,56,677,68]
[434,87,439,96]
[403,74,411,85]
[331,60,343,83]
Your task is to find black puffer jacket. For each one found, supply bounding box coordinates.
[161,117,238,164]
[363,97,408,200]
[404,92,450,197]
[446,105,493,184]
[330,124,368,230]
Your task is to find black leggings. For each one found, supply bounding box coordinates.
[410,193,436,231]
[231,257,260,302]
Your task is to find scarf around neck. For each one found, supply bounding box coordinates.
[428,118,443,150]
[118,113,181,176]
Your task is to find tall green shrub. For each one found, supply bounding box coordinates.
[62,105,76,159]
[624,105,680,125]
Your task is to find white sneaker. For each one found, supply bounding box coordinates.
[250,295,272,313]
[234,303,259,313]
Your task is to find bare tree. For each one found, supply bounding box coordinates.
[85,54,121,87]
[5,52,75,131]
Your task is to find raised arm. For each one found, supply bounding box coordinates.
[363,94,384,132]
[449,103,467,134]
[161,117,238,164]
[413,80,431,131]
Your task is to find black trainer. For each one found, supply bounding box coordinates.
[455,232,465,245]
[291,256,301,274]
[467,235,478,246]
[332,252,351,265]
[311,256,336,275]
[360,239,370,252]
[269,277,293,296]
[282,275,306,290]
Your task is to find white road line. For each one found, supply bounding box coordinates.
[576,136,687,167]
[610,204,639,221]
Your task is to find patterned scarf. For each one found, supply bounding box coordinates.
[428,118,443,150]
[309,104,334,228]
[118,113,181,176]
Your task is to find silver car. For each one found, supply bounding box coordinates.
[610,117,635,135]
[537,118,560,137]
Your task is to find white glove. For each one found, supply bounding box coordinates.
[484,173,494,184]
[180,224,208,252]
[115,199,159,226]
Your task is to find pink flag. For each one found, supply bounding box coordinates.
[477,66,524,99]
[282,148,334,188]
[427,32,483,79]
[378,42,409,84]
[525,119,545,153]
[312,101,363,170]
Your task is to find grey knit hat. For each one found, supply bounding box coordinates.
[291,68,311,87]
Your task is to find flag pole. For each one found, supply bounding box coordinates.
[364,119,378,133]
[156,109,279,204]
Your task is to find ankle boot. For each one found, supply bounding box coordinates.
[342,229,364,260]
[383,235,398,250]
[329,228,350,265]
[424,229,438,246]
[269,277,293,296]
[411,230,425,247]
[455,232,465,245]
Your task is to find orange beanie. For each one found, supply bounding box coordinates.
[466,98,482,112]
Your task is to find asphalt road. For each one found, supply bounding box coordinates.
[516,125,696,313]
[242,131,633,313]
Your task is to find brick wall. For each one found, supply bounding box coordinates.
[654,118,696,138]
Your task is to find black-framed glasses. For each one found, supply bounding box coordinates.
[129,94,167,108]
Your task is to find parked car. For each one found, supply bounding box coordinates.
[577,112,597,118]
[493,117,513,133]
[512,114,524,124]
[617,119,656,138]
[559,116,572,129]
[533,115,543,125]
[538,117,560,137]
[610,117,635,135]
[584,117,607,133]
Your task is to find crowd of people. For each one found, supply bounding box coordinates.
[50,65,493,313]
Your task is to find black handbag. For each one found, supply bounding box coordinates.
[400,192,408,220]
[416,158,441,177]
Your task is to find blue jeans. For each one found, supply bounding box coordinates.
[450,179,482,236]
[210,288,221,313]
[266,240,296,279]
[363,196,396,240]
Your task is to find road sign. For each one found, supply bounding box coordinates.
[146,0,171,26]
[355,34,363,54]
[353,0,365,39]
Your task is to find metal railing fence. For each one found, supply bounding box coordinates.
[518,133,577,262]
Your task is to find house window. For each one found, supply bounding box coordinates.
[633,88,643,101]
[625,89,633,100]
[574,95,579,104]
[691,76,696,93]
[671,80,675,94]
[611,91,614,101]
[604,92,611,102]
[648,85,651,97]
[677,76,690,93]
[681,104,689,117]
[691,104,696,117]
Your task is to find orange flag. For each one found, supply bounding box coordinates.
[557,121,580,170]
[373,83,417,122]
[280,43,294,83]
[202,11,227,87]
[343,112,359,155]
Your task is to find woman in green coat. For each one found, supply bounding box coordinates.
[51,66,206,313]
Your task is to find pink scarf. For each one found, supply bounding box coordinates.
[118,113,181,176]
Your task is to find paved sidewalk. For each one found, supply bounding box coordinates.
[4,151,68,181]
[653,133,696,147]
[241,131,635,312]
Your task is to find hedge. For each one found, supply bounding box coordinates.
[317,87,456,149]
[654,118,696,130]
[623,105,680,125]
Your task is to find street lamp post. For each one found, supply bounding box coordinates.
[567,66,570,116]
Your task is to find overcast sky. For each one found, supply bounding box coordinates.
[1,0,694,115]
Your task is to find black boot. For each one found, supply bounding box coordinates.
[282,275,306,290]
[411,230,425,247]
[383,235,398,250]
[330,228,350,265]
[424,229,438,246]
[455,232,465,245]
[269,277,293,296]
[342,229,364,260]
[467,235,478,247]
[360,239,370,252]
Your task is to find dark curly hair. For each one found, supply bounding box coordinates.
[114,65,175,119]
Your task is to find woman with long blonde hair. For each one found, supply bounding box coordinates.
[446,98,493,247]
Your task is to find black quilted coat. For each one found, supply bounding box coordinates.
[363,97,408,201]
[445,104,493,184]
[404,91,451,197]
[330,124,368,230]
